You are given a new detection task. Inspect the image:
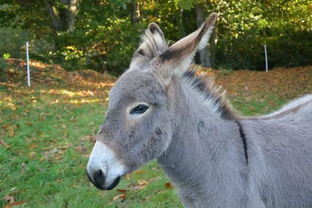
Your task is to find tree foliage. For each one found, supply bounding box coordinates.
[0,0,311,73]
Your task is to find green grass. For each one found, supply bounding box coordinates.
[230,92,288,116]
[0,84,289,207]
[0,86,182,208]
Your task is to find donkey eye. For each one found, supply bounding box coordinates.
[130,104,149,115]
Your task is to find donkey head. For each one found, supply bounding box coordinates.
[87,13,218,190]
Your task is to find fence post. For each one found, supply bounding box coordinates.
[264,44,268,72]
[26,41,31,86]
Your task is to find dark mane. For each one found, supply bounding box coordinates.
[182,67,238,120]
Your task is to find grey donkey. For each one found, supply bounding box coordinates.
[87,13,312,208]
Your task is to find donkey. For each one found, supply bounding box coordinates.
[87,13,312,208]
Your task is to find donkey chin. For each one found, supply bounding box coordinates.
[86,141,126,190]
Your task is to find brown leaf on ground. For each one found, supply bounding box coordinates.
[113,193,127,201]
[3,195,14,203]
[138,179,149,186]
[117,189,128,193]
[8,126,15,137]
[28,143,38,149]
[129,179,149,191]
[4,201,26,208]
[133,169,146,174]
[164,182,174,189]
[2,125,15,137]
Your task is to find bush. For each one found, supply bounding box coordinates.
[84,17,146,74]
[0,27,29,59]
[215,28,312,70]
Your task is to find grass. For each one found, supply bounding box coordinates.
[230,92,288,116]
[0,85,182,208]
[1,63,311,207]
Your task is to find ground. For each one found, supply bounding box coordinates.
[1,59,312,208]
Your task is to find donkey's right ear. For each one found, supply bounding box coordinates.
[130,23,168,70]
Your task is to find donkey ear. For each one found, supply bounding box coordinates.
[155,12,218,80]
[130,23,167,70]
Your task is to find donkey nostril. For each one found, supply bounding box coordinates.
[93,169,105,186]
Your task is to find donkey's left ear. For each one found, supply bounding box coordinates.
[155,12,218,80]
[130,23,167,70]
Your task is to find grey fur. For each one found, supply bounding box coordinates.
[88,13,312,208]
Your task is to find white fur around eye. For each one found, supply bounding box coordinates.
[127,102,151,119]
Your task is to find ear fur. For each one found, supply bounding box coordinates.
[155,12,218,80]
[130,23,167,70]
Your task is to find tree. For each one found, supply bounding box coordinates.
[44,0,79,32]
[0,0,311,72]
[174,0,217,67]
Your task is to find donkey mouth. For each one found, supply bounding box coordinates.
[87,174,121,191]
[87,171,121,191]
[105,176,121,190]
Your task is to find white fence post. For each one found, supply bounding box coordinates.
[26,41,31,86]
[264,44,268,72]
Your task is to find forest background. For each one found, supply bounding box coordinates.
[1,0,312,76]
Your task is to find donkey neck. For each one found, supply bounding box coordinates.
[157,78,248,205]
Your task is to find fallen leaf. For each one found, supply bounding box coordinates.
[134,170,146,174]
[28,143,38,149]
[3,195,14,203]
[129,179,149,190]
[117,189,128,193]
[1,124,10,129]
[164,182,174,189]
[4,201,26,208]
[5,125,15,137]
[138,179,149,186]
[56,144,72,150]
[113,193,126,201]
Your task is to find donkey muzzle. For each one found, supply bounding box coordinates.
[87,141,125,190]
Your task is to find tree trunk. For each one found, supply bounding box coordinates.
[45,0,79,32]
[196,4,211,67]
[132,1,141,23]
[44,0,62,31]
[67,0,79,31]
